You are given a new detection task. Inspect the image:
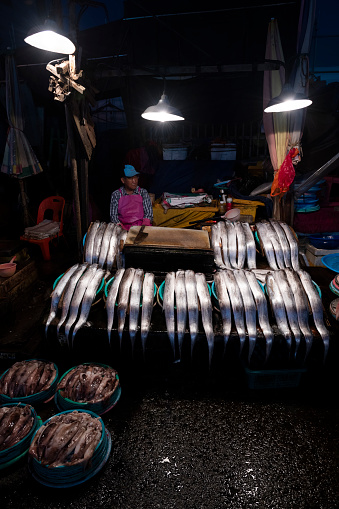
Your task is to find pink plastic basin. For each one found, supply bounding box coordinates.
[0,263,17,278]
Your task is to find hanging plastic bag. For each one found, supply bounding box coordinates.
[271,147,299,199]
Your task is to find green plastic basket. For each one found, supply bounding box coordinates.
[28,409,111,488]
[0,403,41,470]
[55,363,121,415]
[0,359,59,405]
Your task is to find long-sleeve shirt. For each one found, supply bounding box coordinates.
[110,186,153,224]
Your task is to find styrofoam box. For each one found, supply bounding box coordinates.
[305,242,339,267]
[163,147,187,160]
[211,147,236,161]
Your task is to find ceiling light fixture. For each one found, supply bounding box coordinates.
[264,83,312,113]
[141,80,184,122]
[24,19,76,55]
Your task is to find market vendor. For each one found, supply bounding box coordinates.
[110,165,153,231]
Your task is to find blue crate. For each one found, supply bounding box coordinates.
[245,367,306,390]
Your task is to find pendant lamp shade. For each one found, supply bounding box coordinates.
[141,94,184,122]
[24,19,76,55]
[264,83,312,113]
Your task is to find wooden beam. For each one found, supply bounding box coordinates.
[46,63,86,95]
[95,62,283,78]
[65,104,83,258]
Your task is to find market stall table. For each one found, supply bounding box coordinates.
[152,202,219,228]
[43,266,337,386]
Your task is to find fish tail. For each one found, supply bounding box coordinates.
[190,334,197,360]
[248,338,256,364]
[130,332,136,355]
[178,333,184,360]
[71,327,78,349]
[168,333,176,359]
[323,338,329,365]
[141,335,146,361]
[303,335,312,363]
[265,336,273,365]
[208,342,214,370]
[222,337,228,358]
[239,335,246,356]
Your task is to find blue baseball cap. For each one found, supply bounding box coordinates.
[124,165,139,177]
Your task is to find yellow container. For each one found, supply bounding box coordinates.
[232,199,265,222]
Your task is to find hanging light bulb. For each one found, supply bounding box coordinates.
[24,19,76,55]
[141,93,184,122]
[264,83,312,113]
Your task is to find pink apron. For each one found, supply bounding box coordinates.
[118,188,144,231]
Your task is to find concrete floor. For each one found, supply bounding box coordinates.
[0,245,339,508]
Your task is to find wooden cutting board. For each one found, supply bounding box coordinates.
[125,226,211,250]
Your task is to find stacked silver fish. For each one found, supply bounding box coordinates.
[211,220,256,270]
[255,220,329,362]
[162,270,214,366]
[45,262,107,347]
[265,268,329,363]
[45,221,128,348]
[214,268,273,364]
[84,221,127,271]
[212,218,329,364]
[105,267,155,355]
[256,219,300,271]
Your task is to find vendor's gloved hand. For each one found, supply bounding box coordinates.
[142,218,152,226]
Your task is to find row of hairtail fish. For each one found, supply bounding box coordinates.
[215,268,329,365]
[105,268,155,356]
[45,263,108,347]
[83,221,127,271]
[256,219,300,270]
[161,267,329,368]
[265,268,329,363]
[211,220,256,270]
[163,270,215,366]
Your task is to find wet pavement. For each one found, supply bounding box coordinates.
[1,374,338,509]
[1,248,339,508]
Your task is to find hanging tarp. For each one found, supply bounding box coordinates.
[1,55,43,179]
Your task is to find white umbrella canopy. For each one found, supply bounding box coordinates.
[263,18,289,174]
[263,4,316,221]
[288,0,316,156]
[263,19,289,218]
[1,54,43,225]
